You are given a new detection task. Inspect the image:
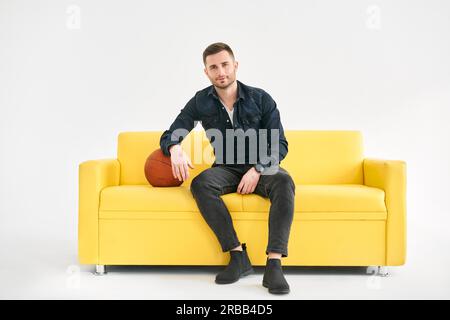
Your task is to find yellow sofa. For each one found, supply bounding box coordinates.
[78,130,406,275]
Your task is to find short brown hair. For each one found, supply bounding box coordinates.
[203,42,235,65]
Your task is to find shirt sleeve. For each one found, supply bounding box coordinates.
[257,91,289,169]
[159,95,198,156]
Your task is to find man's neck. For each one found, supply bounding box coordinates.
[215,80,238,104]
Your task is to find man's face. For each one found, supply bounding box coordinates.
[204,50,238,90]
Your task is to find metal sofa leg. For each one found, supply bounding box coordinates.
[94,264,107,276]
[377,266,389,277]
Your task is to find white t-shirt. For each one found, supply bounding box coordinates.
[219,98,234,125]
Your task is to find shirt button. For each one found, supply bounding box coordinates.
[227,120,229,122]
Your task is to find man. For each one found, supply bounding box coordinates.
[160,42,295,294]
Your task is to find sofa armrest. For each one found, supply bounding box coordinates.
[363,158,407,266]
[78,159,120,264]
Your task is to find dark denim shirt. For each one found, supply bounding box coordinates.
[159,80,288,169]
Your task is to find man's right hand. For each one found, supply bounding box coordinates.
[169,144,194,182]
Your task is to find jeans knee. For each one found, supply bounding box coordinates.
[190,172,215,195]
[275,173,295,193]
[190,175,203,194]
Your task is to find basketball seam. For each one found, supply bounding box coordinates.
[147,158,172,166]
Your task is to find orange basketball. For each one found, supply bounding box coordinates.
[144,148,183,187]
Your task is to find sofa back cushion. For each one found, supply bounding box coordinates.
[282,131,363,184]
[117,130,214,185]
[117,130,364,185]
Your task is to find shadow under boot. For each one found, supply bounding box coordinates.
[262,258,290,294]
[215,243,254,284]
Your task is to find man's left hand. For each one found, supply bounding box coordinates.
[237,167,261,194]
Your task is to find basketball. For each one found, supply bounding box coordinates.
[144,148,183,187]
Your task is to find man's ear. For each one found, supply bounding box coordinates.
[203,67,208,76]
[234,60,239,70]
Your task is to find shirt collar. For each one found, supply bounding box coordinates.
[207,80,246,101]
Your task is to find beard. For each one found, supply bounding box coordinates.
[212,73,236,89]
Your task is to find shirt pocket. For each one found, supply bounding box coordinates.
[241,113,261,131]
[201,114,219,129]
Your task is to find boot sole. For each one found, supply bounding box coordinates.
[262,281,290,294]
[215,268,255,285]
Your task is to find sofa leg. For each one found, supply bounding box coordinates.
[377,266,389,277]
[94,265,107,276]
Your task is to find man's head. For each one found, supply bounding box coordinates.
[203,42,238,90]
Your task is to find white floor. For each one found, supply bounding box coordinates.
[1,216,449,300]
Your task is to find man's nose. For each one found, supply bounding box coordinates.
[218,66,226,75]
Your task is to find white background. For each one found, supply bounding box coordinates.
[1,0,449,299]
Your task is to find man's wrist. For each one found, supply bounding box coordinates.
[169,144,180,154]
[254,163,265,174]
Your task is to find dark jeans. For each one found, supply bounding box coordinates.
[190,164,295,257]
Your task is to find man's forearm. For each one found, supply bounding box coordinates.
[159,96,198,156]
[160,132,180,156]
[257,135,288,169]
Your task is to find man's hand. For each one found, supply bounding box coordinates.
[169,144,194,182]
[237,167,261,194]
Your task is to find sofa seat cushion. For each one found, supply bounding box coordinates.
[243,184,386,213]
[100,185,243,212]
[100,184,386,221]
